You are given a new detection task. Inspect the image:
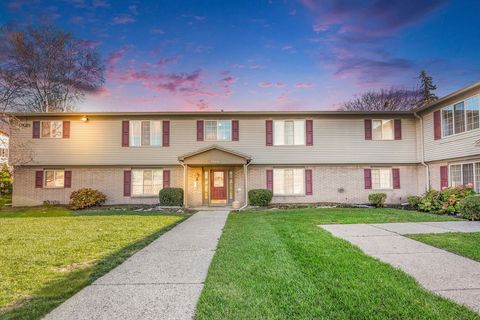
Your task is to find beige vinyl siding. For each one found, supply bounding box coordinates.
[11,115,419,166]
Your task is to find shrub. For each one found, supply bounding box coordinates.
[69,188,107,210]
[417,185,475,215]
[159,188,184,206]
[407,195,422,209]
[248,189,273,206]
[0,164,12,195]
[368,193,387,207]
[458,196,480,221]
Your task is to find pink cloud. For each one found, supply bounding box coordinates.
[275,82,285,88]
[111,14,135,25]
[258,82,273,88]
[295,82,315,88]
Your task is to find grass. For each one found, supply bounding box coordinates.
[408,232,480,262]
[196,207,478,319]
[0,206,187,320]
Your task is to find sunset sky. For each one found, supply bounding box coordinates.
[1,0,480,111]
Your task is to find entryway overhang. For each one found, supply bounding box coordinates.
[178,144,251,166]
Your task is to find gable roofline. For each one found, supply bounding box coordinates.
[178,144,252,161]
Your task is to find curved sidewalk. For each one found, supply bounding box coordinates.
[44,211,229,320]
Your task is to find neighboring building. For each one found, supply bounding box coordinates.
[9,82,480,207]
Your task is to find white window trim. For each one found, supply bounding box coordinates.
[448,161,480,191]
[204,120,232,142]
[372,119,394,141]
[131,168,164,197]
[371,167,393,190]
[441,94,480,138]
[273,119,306,146]
[129,120,162,147]
[44,169,65,188]
[273,167,306,196]
[40,121,63,139]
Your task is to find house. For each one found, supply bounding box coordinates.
[9,82,480,208]
[0,130,9,165]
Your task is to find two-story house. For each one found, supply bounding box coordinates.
[9,82,480,208]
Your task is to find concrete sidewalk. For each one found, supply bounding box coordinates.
[319,221,480,314]
[44,211,229,320]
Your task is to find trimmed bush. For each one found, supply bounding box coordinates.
[458,196,480,221]
[407,195,422,209]
[69,188,107,210]
[159,188,184,206]
[368,193,387,207]
[248,189,273,206]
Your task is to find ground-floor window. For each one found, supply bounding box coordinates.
[132,169,163,196]
[449,161,480,192]
[371,168,392,190]
[44,170,65,188]
[273,168,305,195]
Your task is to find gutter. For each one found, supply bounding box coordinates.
[414,111,429,192]
[239,160,252,211]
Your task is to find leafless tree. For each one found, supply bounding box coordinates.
[340,87,422,111]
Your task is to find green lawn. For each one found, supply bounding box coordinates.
[0,206,187,320]
[409,232,480,262]
[196,208,478,319]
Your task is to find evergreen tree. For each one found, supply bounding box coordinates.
[419,70,438,105]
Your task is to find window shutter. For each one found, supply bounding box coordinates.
[197,120,204,141]
[434,110,441,140]
[162,120,170,147]
[163,170,170,188]
[266,120,273,146]
[122,121,129,147]
[64,170,72,188]
[306,120,313,146]
[63,121,70,138]
[124,170,131,196]
[33,121,40,138]
[364,119,372,140]
[266,169,273,191]
[364,169,372,189]
[392,168,400,189]
[305,169,313,195]
[440,166,449,189]
[35,171,43,188]
[232,120,239,141]
[394,119,402,140]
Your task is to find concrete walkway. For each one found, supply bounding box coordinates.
[319,221,480,314]
[44,211,229,320]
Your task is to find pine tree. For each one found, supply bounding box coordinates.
[419,70,438,105]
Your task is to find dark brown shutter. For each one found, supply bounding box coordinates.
[63,121,70,138]
[197,120,204,141]
[266,169,273,191]
[232,120,239,141]
[64,170,72,188]
[162,120,170,147]
[434,110,441,140]
[266,120,273,146]
[123,170,131,196]
[364,169,372,189]
[394,119,402,140]
[163,170,170,188]
[440,166,449,189]
[33,121,40,138]
[364,119,372,140]
[35,171,43,188]
[122,121,129,147]
[305,169,313,195]
[392,168,400,189]
[306,120,313,146]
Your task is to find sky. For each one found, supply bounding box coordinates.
[1,0,480,112]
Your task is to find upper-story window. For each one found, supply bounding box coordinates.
[130,120,162,146]
[205,120,231,141]
[442,95,479,137]
[44,169,64,188]
[41,121,63,138]
[372,120,394,140]
[274,120,305,145]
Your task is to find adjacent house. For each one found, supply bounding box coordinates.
[9,82,480,208]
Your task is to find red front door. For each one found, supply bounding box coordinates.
[210,170,227,200]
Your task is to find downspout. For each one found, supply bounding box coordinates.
[239,159,251,211]
[414,111,429,192]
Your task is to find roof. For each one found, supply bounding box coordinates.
[414,81,480,113]
[178,145,252,161]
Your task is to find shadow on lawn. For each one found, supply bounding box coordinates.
[0,216,187,320]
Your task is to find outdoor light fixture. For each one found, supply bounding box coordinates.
[81,116,89,122]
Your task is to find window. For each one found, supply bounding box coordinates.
[41,121,63,138]
[0,148,8,159]
[273,168,305,195]
[132,169,163,196]
[442,95,480,137]
[371,168,392,189]
[450,161,480,192]
[44,170,64,188]
[372,120,394,140]
[273,120,305,145]
[130,121,162,146]
[205,120,231,141]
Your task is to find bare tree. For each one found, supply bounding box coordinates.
[340,87,422,111]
